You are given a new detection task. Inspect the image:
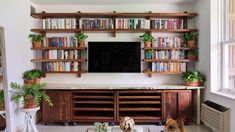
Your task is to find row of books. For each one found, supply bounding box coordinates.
[43,50,79,60]
[115,19,150,29]
[151,19,185,29]
[44,37,78,47]
[152,36,182,48]
[79,18,113,29]
[42,18,77,29]
[151,62,186,72]
[44,62,79,72]
[148,50,185,60]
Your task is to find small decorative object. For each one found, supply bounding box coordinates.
[184,32,198,48]
[145,49,154,59]
[28,33,44,48]
[23,69,44,84]
[94,122,108,132]
[139,33,154,48]
[186,50,198,60]
[182,71,206,86]
[0,89,4,111]
[120,116,135,132]
[75,32,88,47]
[11,82,53,108]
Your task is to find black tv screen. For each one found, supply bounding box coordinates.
[88,42,141,73]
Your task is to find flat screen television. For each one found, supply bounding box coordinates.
[88,42,141,73]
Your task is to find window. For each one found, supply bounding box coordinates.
[221,0,235,94]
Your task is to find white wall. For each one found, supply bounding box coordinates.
[196,0,235,131]
[36,4,196,85]
[0,0,33,131]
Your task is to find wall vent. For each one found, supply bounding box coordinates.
[201,100,230,132]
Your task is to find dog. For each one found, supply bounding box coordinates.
[164,115,186,132]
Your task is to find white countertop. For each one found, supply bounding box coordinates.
[44,84,205,90]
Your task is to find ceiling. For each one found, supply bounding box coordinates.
[30,0,197,5]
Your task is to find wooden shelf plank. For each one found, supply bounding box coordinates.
[143,59,197,62]
[31,12,197,19]
[45,71,86,74]
[119,96,161,99]
[73,95,114,99]
[119,108,161,111]
[119,101,161,104]
[143,47,195,50]
[143,71,183,75]
[31,59,87,62]
[73,101,114,104]
[31,47,87,50]
[31,28,197,33]
[73,108,114,111]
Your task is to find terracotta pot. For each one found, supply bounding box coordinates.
[187,41,196,48]
[24,79,35,84]
[185,80,201,86]
[187,55,198,60]
[24,96,37,109]
[79,41,85,47]
[34,78,41,84]
[144,42,152,48]
[33,41,42,48]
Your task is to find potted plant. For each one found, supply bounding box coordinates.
[185,32,198,48]
[31,69,44,84]
[182,71,206,86]
[28,33,45,48]
[75,32,88,47]
[140,33,154,48]
[23,69,44,84]
[145,49,154,59]
[186,50,198,60]
[11,82,53,109]
[0,89,4,111]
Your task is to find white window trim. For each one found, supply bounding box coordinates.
[211,0,235,100]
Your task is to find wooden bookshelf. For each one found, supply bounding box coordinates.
[31,59,87,62]
[31,47,87,50]
[31,12,197,19]
[143,59,197,62]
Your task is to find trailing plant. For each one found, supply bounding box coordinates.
[139,33,154,42]
[0,89,4,109]
[185,32,198,41]
[75,32,88,41]
[28,34,44,42]
[11,82,53,107]
[182,71,206,83]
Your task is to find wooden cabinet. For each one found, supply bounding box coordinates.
[42,89,192,124]
[163,90,192,124]
[43,90,71,123]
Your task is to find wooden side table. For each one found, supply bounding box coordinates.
[21,107,40,132]
[0,110,6,132]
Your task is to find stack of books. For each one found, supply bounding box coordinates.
[42,18,77,29]
[151,19,185,29]
[115,18,150,29]
[44,37,77,47]
[43,50,79,60]
[45,62,79,72]
[154,50,185,60]
[151,62,186,72]
[80,18,113,29]
[152,36,182,48]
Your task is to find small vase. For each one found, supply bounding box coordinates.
[144,42,152,48]
[187,41,196,48]
[24,79,35,84]
[145,53,152,59]
[33,41,42,48]
[24,96,37,109]
[185,80,201,86]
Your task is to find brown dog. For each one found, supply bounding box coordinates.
[164,116,186,132]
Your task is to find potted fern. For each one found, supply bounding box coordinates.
[23,69,44,84]
[182,71,206,86]
[186,50,198,60]
[28,33,45,48]
[75,32,88,47]
[140,33,154,48]
[185,32,198,48]
[0,89,4,111]
[11,82,53,109]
